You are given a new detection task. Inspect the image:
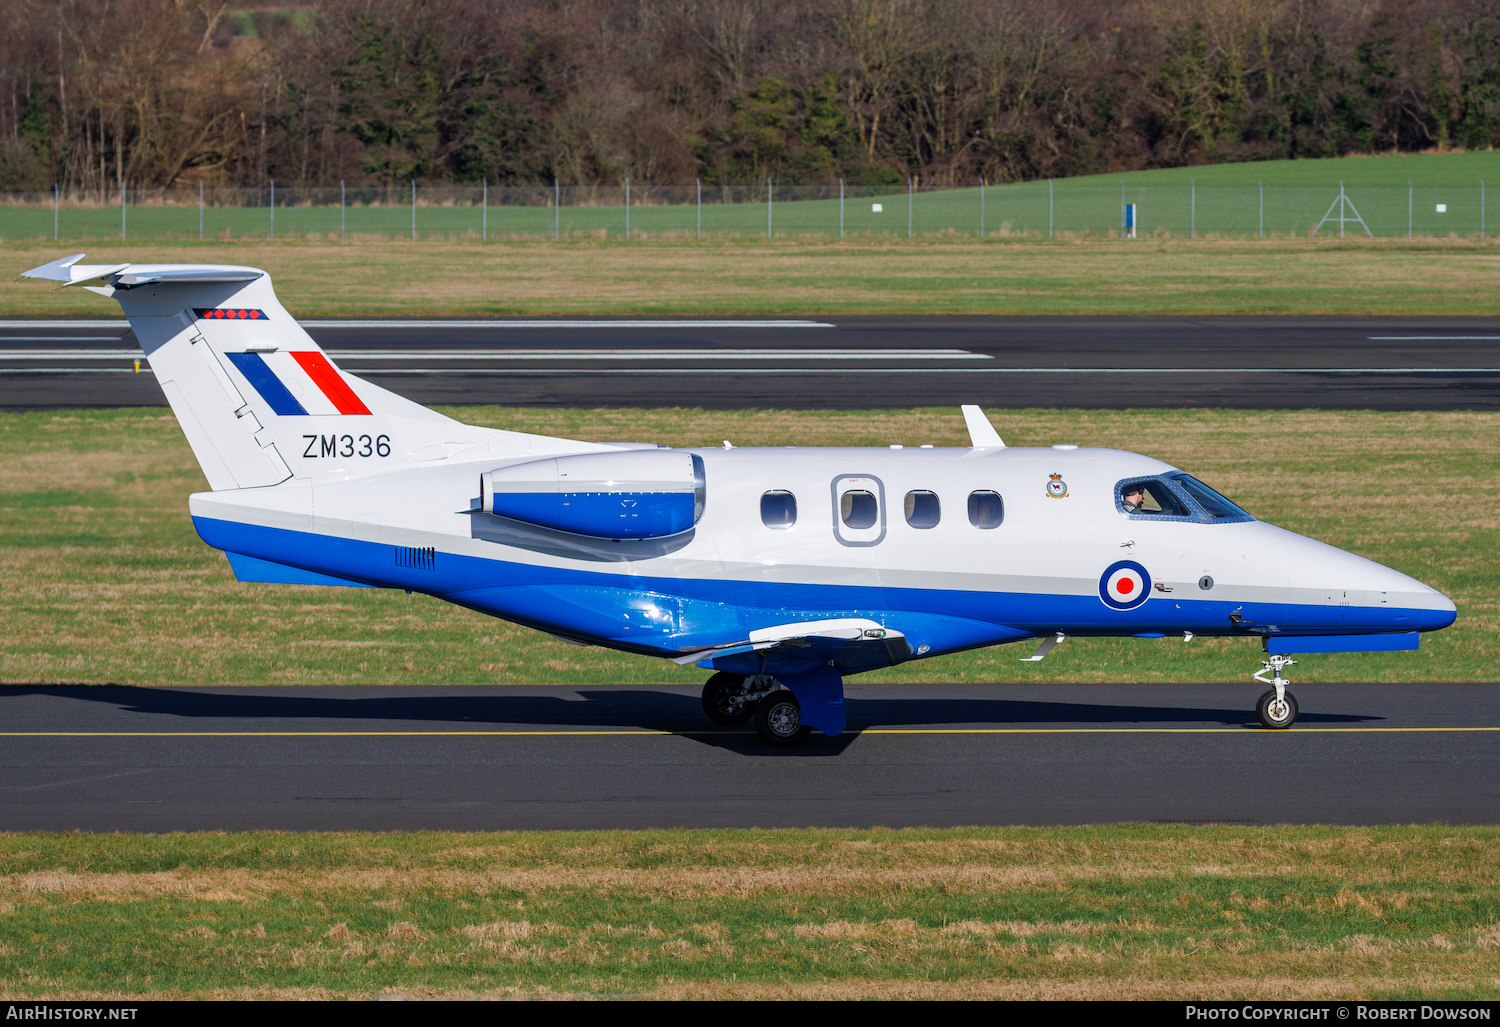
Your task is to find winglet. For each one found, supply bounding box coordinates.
[961,405,1005,448]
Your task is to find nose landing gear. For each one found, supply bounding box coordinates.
[1253,655,1299,729]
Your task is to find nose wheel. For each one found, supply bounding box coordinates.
[1253,655,1299,729]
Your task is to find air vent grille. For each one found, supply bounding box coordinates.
[394,546,436,570]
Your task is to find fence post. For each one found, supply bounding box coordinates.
[554,178,559,240]
[121,182,126,240]
[696,178,701,239]
[839,179,844,238]
[1482,180,1486,239]
[198,181,203,240]
[1258,181,1263,238]
[1048,179,1053,238]
[1120,178,1124,237]
[270,180,274,239]
[54,183,59,241]
[1339,180,1345,239]
[1408,180,1412,238]
[341,180,346,239]
[625,178,630,239]
[768,179,773,238]
[482,179,487,241]
[980,178,985,238]
[411,180,415,240]
[907,177,913,237]
[1190,179,1195,239]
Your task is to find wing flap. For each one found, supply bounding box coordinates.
[672,618,906,666]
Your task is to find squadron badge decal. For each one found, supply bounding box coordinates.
[1046,473,1069,499]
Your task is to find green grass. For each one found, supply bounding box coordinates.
[1,407,1493,689]
[0,826,1497,999]
[3,152,1496,242]
[7,236,1500,318]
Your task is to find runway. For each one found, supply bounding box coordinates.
[2,682,1496,830]
[3,316,1500,409]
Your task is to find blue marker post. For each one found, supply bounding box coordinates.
[1125,203,1136,239]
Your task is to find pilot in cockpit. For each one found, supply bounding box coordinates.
[1121,484,1147,513]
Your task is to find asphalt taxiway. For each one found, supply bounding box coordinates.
[3,316,1500,409]
[2,682,1495,830]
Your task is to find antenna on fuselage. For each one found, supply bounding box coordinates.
[961,405,1005,448]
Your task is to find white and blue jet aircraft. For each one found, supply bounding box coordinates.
[22,254,1457,745]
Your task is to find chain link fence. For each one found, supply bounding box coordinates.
[0,179,1488,241]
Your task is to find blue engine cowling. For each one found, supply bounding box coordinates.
[480,449,705,539]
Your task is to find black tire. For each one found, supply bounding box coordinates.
[754,690,811,747]
[701,672,756,726]
[1256,688,1298,730]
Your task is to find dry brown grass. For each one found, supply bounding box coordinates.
[5,236,1500,317]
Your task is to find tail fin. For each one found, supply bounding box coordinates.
[22,255,485,490]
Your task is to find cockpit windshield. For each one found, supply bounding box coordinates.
[1118,480,1190,517]
[1117,475,1254,522]
[1171,474,1252,520]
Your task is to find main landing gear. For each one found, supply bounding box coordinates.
[700,670,834,747]
[700,672,774,726]
[1252,655,1299,729]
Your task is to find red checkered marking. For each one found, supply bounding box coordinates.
[194,308,266,320]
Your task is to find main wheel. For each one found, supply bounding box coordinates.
[1256,688,1298,730]
[754,690,811,747]
[701,672,756,725]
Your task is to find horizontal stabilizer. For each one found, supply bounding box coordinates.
[21,253,262,289]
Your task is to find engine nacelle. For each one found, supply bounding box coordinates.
[480,450,705,539]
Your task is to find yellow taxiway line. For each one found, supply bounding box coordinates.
[0,726,1497,737]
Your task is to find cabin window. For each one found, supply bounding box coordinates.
[967,491,1004,528]
[761,490,797,528]
[1118,479,1191,518]
[841,490,879,529]
[904,490,941,528]
[1171,474,1252,520]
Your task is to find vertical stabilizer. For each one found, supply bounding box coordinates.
[22,257,493,490]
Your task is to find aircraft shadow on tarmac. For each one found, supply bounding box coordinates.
[1,684,1381,757]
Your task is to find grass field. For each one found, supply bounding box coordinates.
[1,826,1497,999]
[6,236,1500,318]
[3,152,1496,242]
[1,406,1492,690]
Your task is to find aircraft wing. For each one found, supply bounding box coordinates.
[672,618,909,667]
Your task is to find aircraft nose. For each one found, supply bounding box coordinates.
[1368,560,1457,633]
[1411,587,1458,632]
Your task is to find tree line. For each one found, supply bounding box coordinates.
[1,0,1497,194]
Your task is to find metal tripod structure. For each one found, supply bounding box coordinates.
[1311,180,1372,238]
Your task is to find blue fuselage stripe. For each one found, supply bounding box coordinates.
[191,517,1453,664]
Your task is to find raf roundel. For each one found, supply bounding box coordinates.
[1099,560,1152,610]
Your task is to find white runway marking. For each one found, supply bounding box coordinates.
[0,348,985,363]
[1368,336,1500,341]
[327,348,987,361]
[0,320,129,329]
[8,364,1500,375]
[351,366,1500,375]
